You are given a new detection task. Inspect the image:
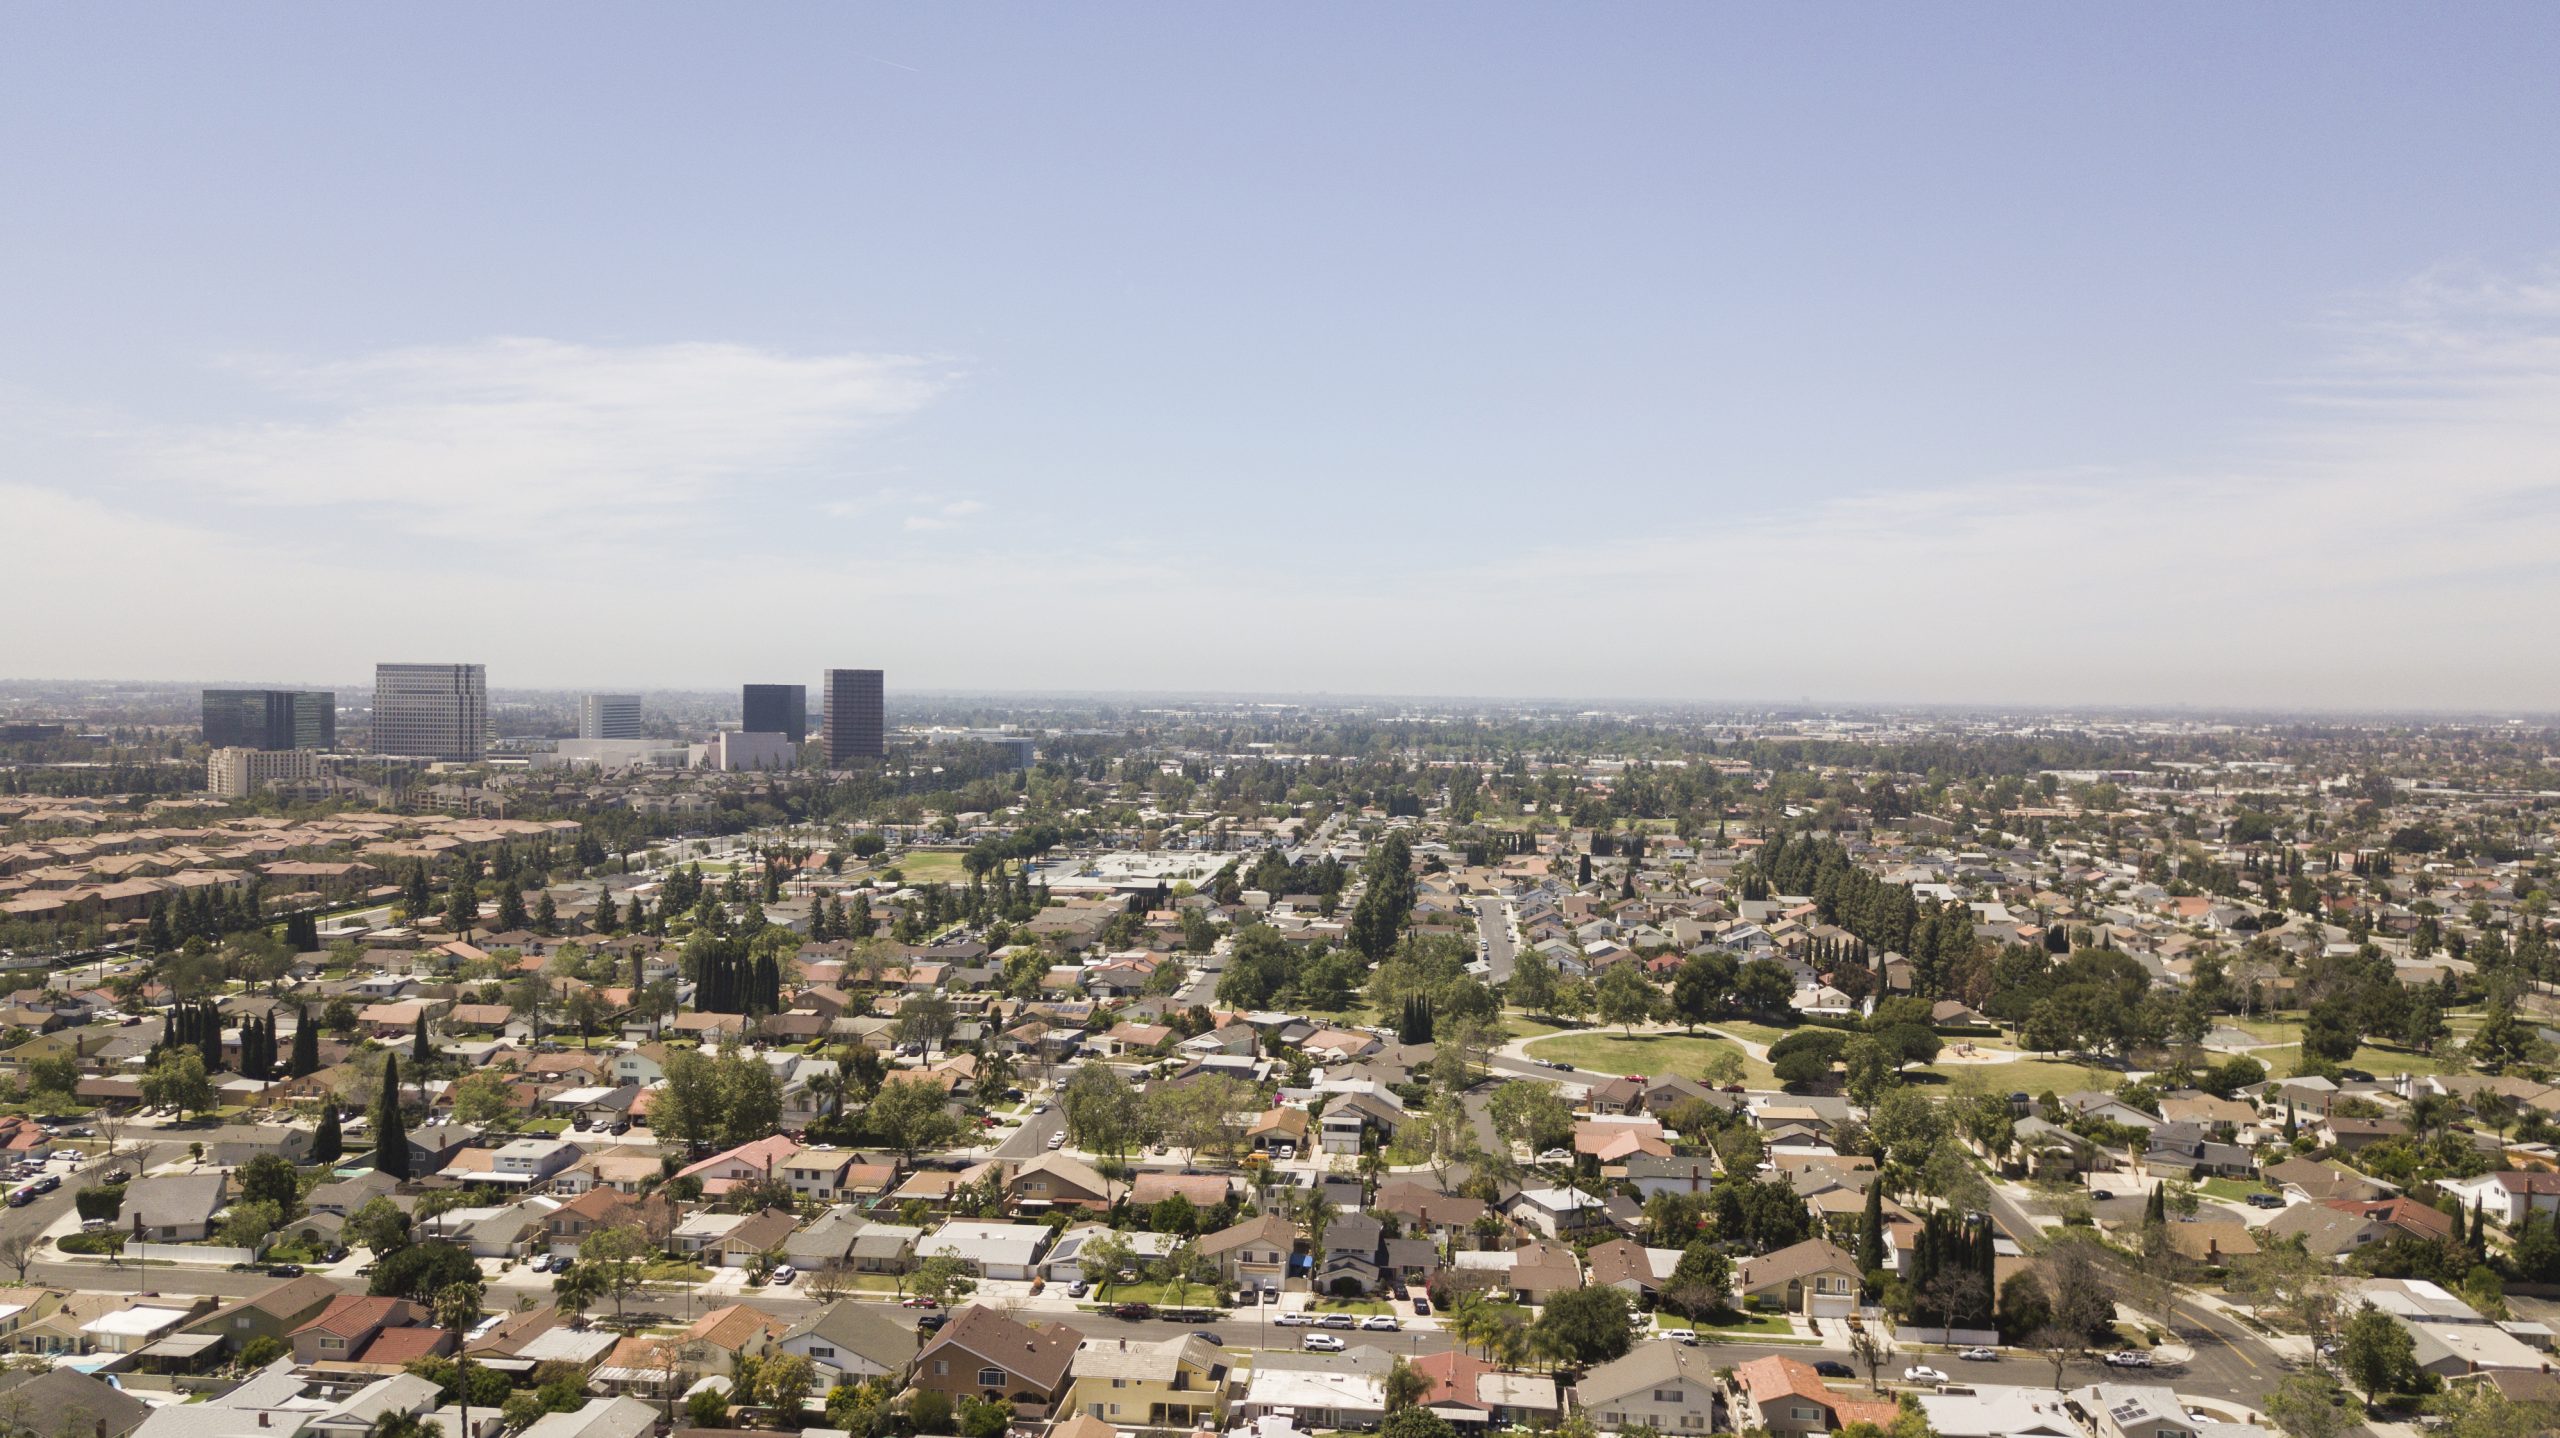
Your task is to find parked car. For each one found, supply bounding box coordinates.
[901,1297,940,1309]
[1536,1148,1571,1164]
[1412,1298,1431,1316]
[1903,1366,1949,1384]
[1068,1281,1090,1299]
[1360,1315,1400,1331]
[1666,1330,1700,1346]
[1302,1334,1347,1352]
[1191,1332,1225,1347]
[1110,1303,1153,1320]
[1959,1347,1998,1361]
[264,1263,305,1278]
[1048,1133,1065,1149]
[1812,1361,1854,1379]
[770,1265,796,1285]
[2247,1192,2285,1209]
[1551,1063,1575,1072]
[915,1313,947,1332]
[2090,1190,2115,1202]
[2106,1351,2153,1368]
[1275,1313,1311,1327]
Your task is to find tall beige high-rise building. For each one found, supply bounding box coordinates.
[372,663,487,761]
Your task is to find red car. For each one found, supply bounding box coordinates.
[901,1297,940,1309]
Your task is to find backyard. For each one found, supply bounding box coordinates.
[1523,1032,1774,1087]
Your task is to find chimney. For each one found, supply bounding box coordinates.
[257,1417,270,1430]
[1690,1165,1702,1193]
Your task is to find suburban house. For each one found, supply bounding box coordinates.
[1404,1350,1559,1428]
[773,1300,919,1384]
[1195,1214,1296,1295]
[1585,1239,1682,1303]
[912,1306,1081,1418]
[1725,1354,1902,1437]
[1576,1343,1733,1435]
[917,1222,1053,1282]
[1065,1334,1231,1429]
[1315,1215,1384,1296]
[124,1174,231,1243]
[1735,1240,1862,1317]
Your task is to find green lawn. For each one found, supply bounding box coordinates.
[875,852,971,885]
[1091,1282,1224,1308]
[1309,1298,1392,1315]
[2199,1177,2273,1202]
[1657,1312,1794,1337]
[1525,1032,1774,1087]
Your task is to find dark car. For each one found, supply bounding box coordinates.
[1111,1303,1154,1320]
[1552,1063,1575,1072]
[1412,1298,1431,1315]
[1191,1332,1225,1347]
[2247,1192,2285,1209]
[915,1313,948,1332]
[1813,1361,1854,1379]
[264,1263,305,1278]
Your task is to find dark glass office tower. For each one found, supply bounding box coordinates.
[203,690,336,750]
[822,669,884,765]
[741,684,807,744]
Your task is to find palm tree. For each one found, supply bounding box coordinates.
[433,1280,484,1438]
[552,1263,607,1319]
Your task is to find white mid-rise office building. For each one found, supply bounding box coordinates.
[207,746,319,798]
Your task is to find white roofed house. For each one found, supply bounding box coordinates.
[918,1221,1054,1281]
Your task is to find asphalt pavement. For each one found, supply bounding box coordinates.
[1472,897,1517,985]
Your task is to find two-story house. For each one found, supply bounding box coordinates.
[912,1306,1081,1418]
[1066,1335,1231,1429]
[1196,1214,1296,1295]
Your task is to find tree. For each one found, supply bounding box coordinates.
[1381,1409,1456,1438]
[1848,1323,1894,1393]
[867,1077,966,1163]
[347,1196,413,1255]
[367,1241,477,1300]
[374,1055,411,1180]
[1595,963,1658,1035]
[139,1048,215,1120]
[312,1105,343,1165]
[1383,1358,1430,1414]
[911,1254,977,1307]
[551,1261,608,1319]
[1533,1285,1634,1366]
[1507,950,1558,1017]
[2264,1371,2353,1438]
[0,1232,38,1284]
[1486,1082,1575,1157]
[449,1069,517,1129]
[433,1281,485,1438]
[237,1154,300,1217]
[290,1007,319,1077]
[759,1353,817,1416]
[581,1226,656,1319]
[2337,1301,2420,1407]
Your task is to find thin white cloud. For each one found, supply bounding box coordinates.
[137,338,947,536]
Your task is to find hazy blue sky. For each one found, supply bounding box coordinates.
[7,7,2560,707]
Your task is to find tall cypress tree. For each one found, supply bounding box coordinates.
[375,1056,411,1180]
[1856,1181,1885,1286]
[313,1105,342,1165]
[290,1007,318,1077]
[413,1013,432,1066]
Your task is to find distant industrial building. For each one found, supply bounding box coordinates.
[207,746,318,798]
[704,731,796,771]
[203,689,335,750]
[543,739,692,770]
[578,693,643,740]
[372,663,487,762]
[822,669,884,766]
[741,684,807,744]
[917,728,1036,768]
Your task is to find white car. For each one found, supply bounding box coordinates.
[1903,1366,1949,1384]
[2105,1351,2153,1368]
[1958,1346,1998,1362]
[1047,1133,1065,1149]
[1360,1315,1401,1331]
[1302,1334,1346,1352]
[770,1264,796,1285]
[1536,1148,1571,1164]
[1274,1313,1312,1327]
